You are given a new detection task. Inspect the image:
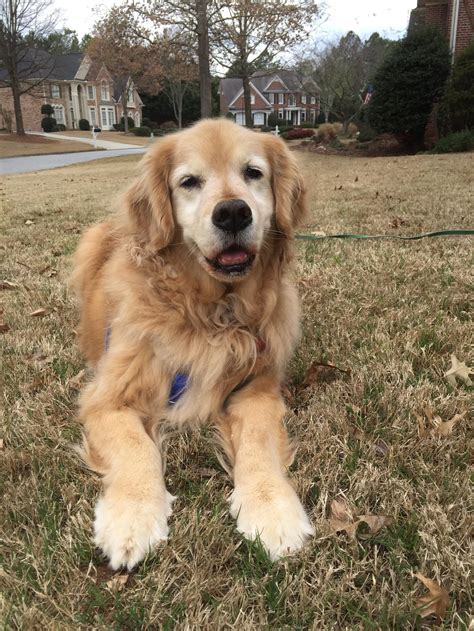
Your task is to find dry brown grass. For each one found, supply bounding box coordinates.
[52,129,155,146]
[0,133,97,158]
[1,150,473,629]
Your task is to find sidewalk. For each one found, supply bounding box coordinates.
[31,131,140,150]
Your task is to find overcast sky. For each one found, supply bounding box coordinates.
[55,0,415,43]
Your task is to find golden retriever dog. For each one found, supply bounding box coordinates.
[71,118,314,570]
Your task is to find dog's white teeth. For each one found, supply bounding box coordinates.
[217,249,248,265]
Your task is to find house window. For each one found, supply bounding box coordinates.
[127,88,134,106]
[267,93,274,104]
[301,110,306,122]
[101,81,109,101]
[52,104,65,124]
[278,93,284,104]
[87,85,95,100]
[311,96,316,104]
[101,107,108,126]
[107,107,115,126]
[288,94,296,107]
[135,111,140,126]
[250,93,255,105]
[301,94,307,104]
[89,107,96,125]
[278,110,284,119]
[51,84,60,98]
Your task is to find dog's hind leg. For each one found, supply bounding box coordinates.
[220,375,314,560]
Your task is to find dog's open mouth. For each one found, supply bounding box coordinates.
[206,245,255,276]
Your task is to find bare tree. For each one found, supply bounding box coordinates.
[211,0,321,127]
[89,7,162,132]
[299,31,393,129]
[155,33,198,128]
[131,0,222,118]
[0,0,60,135]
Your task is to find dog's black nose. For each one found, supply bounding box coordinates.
[212,199,252,233]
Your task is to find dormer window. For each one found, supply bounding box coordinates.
[101,81,109,101]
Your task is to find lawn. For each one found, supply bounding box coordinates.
[51,129,156,146]
[1,149,472,628]
[0,133,97,158]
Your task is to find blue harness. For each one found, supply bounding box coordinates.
[104,326,188,405]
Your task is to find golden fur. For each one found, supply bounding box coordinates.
[71,119,314,570]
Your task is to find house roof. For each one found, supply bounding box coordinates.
[220,70,320,109]
[0,49,84,83]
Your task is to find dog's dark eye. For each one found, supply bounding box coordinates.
[180,176,201,189]
[244,166,263,181]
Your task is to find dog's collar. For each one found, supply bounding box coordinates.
[104,327,266,406]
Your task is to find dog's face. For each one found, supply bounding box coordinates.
[127,119,306,281]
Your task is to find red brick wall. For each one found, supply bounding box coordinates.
[454,0,474,54]
[411,0,473,55]
[0,85,46,132]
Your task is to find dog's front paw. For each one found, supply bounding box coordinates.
[230,480,314,560]
[94,488,175,571]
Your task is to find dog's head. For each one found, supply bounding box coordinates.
[126,119,307,281]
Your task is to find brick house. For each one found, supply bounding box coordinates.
[219,70,320,126]
[409,0,474,57]
[0,51,143,133]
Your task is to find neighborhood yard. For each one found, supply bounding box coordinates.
[1,149,472,628]
[0,133,98,158]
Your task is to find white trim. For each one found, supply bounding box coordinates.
[263,74,290,92]
[449,0,460,60]
[228,82,271,109]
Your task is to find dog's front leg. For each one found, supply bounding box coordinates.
[224,376,314,559]
[79,369,173,571]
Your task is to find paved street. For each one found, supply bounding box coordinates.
[0,147,146,175]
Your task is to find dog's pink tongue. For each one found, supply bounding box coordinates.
[217,249,248,265]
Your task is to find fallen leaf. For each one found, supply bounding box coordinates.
[0,280,19,290]
[373,438,390,457]
[30,308,48,317]
[27,351,54,366]
[67,369,86,390]
[329,498,359,539]
[24,219,34,225]
[0,320,9,333]
[444,354,473,387]
[281,382,295,404]
[329,498,393,540]
[106,573,129,592]
[414,572,449,620]
[420,406,466,437]
[298,361,350,391]
[358,514,394,535]
[0,438,4,449]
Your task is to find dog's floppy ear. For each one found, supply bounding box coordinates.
[125,135,175,251]
[266,135,308,239]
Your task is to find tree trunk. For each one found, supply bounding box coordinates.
[196,0,212,118]
[242,74,252,127]
[122,93,129,132]
[178,90,183,129]
[11,78,25,136]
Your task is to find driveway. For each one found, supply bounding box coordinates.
[0,147,146,175]
[33,131,141,150]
